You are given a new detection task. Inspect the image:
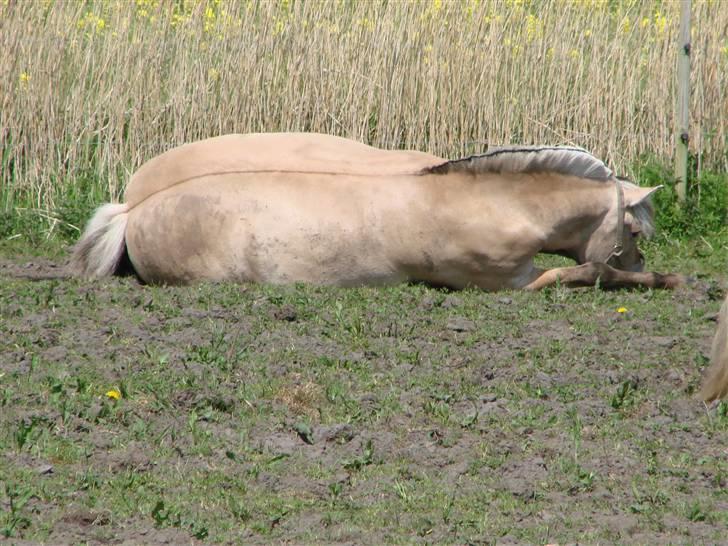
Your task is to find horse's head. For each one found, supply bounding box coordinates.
[584,180,661,271]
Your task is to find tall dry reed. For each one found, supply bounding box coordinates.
[1,0,726,236]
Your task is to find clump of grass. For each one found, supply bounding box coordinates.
[275,379,322,418]
[2,0,727,239]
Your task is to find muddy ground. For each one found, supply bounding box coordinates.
[1,254,726,545]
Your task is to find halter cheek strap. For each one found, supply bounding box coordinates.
[603,180,625,264]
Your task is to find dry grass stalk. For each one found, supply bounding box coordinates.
[2,0,726,226]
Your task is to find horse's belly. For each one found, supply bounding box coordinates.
[125,175,410,285]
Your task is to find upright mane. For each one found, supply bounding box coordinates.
[428,145,614,181]
[428,145,656,237]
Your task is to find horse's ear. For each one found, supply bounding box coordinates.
[623,211,641,234]
[622,184,663,207]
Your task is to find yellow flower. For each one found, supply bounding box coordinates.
[273,19,286,36]
[617,307,628,313]
[105,389,121,400]
[526,14,542,41]
[77,11,107,35]
[357,17,374,30]
[19,71,30,84]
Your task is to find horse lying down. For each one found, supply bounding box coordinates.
[70,132,684,291]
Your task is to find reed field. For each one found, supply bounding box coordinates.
[1,0,727,240]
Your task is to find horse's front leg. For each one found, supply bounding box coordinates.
[523,262,685,291]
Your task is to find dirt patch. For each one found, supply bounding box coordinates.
[1,255,726,544]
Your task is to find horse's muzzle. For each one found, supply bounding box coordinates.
[607,251,644,272]
[629,252,646,272]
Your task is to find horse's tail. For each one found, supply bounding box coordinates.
[700,295,728,402]
[69,202,130,278]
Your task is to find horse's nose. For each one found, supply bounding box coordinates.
[630,253,645,272]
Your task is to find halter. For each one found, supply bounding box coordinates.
[603,180,625,264]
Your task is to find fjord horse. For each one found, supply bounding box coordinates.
[71,133,682,291]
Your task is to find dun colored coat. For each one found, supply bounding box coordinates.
[701,295,728,402]
[71,132,682,291]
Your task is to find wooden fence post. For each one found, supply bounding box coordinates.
[675,0,691,204]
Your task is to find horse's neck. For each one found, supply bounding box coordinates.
[529,176,613,256]
[442,172,612,255]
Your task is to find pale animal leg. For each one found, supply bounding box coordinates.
[524,262,685,291]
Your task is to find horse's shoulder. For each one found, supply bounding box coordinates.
[124,133,445,207]
[428,145,613,181]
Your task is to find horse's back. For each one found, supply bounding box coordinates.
[124,133,445,208]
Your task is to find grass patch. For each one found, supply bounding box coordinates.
[1,239,726,543]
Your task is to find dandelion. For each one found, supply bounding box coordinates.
[105,388,121,400]
[617,307,628,313]
[19,71,30,85]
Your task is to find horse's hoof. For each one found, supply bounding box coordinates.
[663,273,687,289]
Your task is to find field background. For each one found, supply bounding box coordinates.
[1,0,727,241]
[1,0,727,544]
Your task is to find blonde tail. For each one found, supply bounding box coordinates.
[69,203,130,278]
[700,295,728,402]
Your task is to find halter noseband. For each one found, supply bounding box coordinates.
[603,180,625,264]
